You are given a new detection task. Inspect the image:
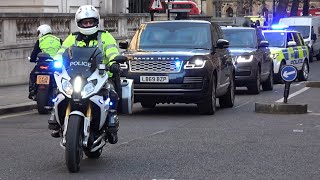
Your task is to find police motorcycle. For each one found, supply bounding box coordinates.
[51,46,133,172]
[29,53,57,114]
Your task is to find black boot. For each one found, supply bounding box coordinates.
[28,87,35,100]
[28,82,36,100]
[51,130,61,138]
[48,111,60,131]
[106,111,119,144]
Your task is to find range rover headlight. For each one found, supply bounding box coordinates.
[184,59,206,69]
[62,79,73,96]
[236,55,253,62]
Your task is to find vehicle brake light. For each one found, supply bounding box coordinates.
[40,66,49,70]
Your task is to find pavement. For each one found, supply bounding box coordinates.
[0,84,36,115]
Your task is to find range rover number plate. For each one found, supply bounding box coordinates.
[140,76,169,83]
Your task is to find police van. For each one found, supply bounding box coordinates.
[279,16,320,61]
[262,27,309,83]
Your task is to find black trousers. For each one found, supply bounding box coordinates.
[29,66,36,91]
[107,79,119,111]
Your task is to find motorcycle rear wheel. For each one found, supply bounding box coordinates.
[36,90,50,114]
[65,115,83,173]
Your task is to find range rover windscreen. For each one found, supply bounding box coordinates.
[129,22,211,50]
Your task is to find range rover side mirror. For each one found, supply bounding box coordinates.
[259,40,269,48]
[217,39,229,49]
[119,41,129,49]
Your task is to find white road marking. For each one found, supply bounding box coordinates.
[293,82,303,86]
[0,110,36,120]
[118,129,168,146]
[234,101,251,109]
[275,87,310,103]
[293,129,303,133]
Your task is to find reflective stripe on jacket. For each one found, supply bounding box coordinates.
[55,31,119,65]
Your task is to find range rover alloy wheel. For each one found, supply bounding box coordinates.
[198,75,216,115]
[219,73,235,108]
[248,67,261,94]
[262,65,274,91]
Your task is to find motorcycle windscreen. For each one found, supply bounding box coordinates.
[63,46,103,79]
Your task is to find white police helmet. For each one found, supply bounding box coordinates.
[37,24,52,38]
[75,5,100,35]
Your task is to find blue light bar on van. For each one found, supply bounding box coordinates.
[271,24,289,30]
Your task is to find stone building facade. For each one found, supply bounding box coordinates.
[205,0,320,18]
[0,0,128,14]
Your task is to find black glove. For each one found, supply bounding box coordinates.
[110,63,120,73]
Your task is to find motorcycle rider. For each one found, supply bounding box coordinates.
[28,24,62,99]
[48,5,121,144]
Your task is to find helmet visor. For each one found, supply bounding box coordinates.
[79,18,98,28]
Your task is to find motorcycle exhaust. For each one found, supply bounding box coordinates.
[91,133,106,152]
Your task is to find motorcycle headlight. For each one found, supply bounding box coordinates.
[236,55,253,62]
[62,79,73,96]
[81,82,95,98]
[73,76,82,93]
[184,59,206,69]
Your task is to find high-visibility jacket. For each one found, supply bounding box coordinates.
[55,30,119,66]
[39,34,61,57]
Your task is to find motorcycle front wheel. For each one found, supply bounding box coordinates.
[65,115,83,173]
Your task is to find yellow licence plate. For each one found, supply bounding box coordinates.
[36,75,50,85]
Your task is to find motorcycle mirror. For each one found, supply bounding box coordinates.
[113,55,128,64]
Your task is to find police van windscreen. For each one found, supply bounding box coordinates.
[263,32,286,48]
[287,26,310,39]
[222,29,256,48]
[134,22,211,50]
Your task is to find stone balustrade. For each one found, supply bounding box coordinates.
[0,13,158,86]
[0,12,185,86]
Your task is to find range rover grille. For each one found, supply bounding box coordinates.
[129,60,182,73]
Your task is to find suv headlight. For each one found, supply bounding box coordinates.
[270,53,279,59]
[236,55,253,62]
[62,79,73,96]
[120,62,128,69]
[184,59,206,69]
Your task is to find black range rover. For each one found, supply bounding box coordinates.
[119,20,235,115]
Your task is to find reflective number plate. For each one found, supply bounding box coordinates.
[140,76,169,83]
[36,75,50,85]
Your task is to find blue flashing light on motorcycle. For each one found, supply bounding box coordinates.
[271,24,288,30]
[99,98,113,106]
[53,60,63,69]
[52,97,59,103]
